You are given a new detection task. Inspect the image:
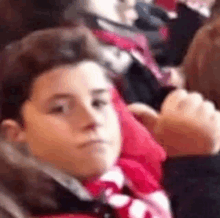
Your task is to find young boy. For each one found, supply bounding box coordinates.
[0,25,172,218]
[1,23,220,218]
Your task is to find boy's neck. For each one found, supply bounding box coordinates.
[37,162,93,201]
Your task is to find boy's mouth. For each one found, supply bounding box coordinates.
[80,139,110,148]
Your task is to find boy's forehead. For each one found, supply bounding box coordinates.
[30,62,110,100]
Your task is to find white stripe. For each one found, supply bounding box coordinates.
[144,190,171,212]
[129,200,148,218]
[100,166,125,189]
[108,194,131,208]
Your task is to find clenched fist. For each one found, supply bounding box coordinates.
[129,89,220,157]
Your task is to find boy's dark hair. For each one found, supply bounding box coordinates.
[0,25,103,124]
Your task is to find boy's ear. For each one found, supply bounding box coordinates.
[1,119,26,143]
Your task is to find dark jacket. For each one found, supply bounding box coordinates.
[135,2,169,50]
[0,140,115,218]
[165,3,206,66]
[121,58,174,110]
[31,181,115,218]
[163,155,220,218]
[1,138,220,218]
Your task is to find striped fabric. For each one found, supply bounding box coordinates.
[84,159,172,218]
[155,0,176,11]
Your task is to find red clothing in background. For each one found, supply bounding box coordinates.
[156,0,176,11]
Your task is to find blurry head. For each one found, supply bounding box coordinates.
[88,0,138,26]
[0,0,137,75]
[183,16,220,109]
[0,26,121,181]
[0,0,139,48]
[0,0,75,49]
[65,0,138,26]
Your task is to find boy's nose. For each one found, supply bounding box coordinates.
[76,105,103,131]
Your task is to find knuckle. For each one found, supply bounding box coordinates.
[175,89,188,97]
[201,100,215,110]
[204,100,215,106]
[168,89,187,100]
[188,92,203,101]
[211,112,220,126]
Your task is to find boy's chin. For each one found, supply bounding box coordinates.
[78,160,115,182]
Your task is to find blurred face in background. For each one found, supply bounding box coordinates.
[85,0,138,26]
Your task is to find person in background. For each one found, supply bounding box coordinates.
[163,15,220,218]
[135,0,170,48]
[0,0,174,109]
[129,14,220,218]
[135,0,173,75]
[183,15,220,109]
[164,0,215,66]
[151,0,213,89]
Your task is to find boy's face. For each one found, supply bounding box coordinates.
[86,0,138,26]
[14,61,121,180]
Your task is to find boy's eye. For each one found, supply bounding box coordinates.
[50,105,66,113]
[92,99,108,109]
[50,103,71,114]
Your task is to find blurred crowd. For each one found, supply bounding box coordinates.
[0,0,219,218]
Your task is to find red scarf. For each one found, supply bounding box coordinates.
[156,0,176,11]
[84,159,171,218]
[93,30,164,81]
[111,88,166,182]
[40,159,172,218]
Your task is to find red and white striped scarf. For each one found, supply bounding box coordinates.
[84,158,172,218]
[40,158,171,218]
[92,29,165,82]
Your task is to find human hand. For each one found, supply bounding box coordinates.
[129,89,220,157]
[128,103,159,134]
[154,89,220,157]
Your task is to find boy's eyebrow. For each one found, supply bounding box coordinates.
[47,93,73,102]
[91,88,109,95]
[46,89,108,102]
